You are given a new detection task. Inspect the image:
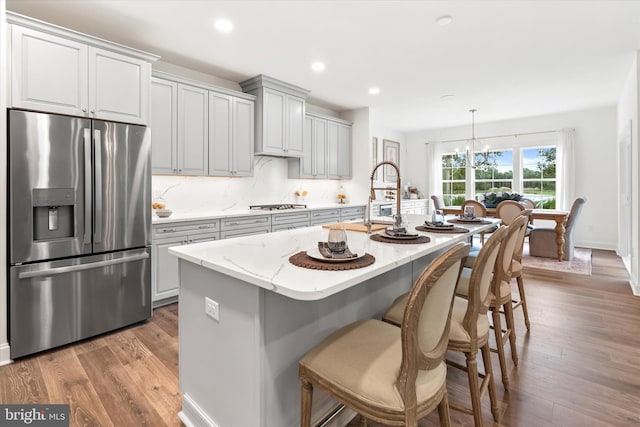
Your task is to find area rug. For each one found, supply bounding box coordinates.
[521,244,592,276]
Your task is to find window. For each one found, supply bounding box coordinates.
[522,147,556,209]
[474,150,513,199]
[441,153,466,206]
[439,145,558,209]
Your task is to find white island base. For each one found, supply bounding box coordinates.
[170,216,498,427]
[177,254,443,427]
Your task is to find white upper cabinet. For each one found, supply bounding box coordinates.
[151,78,178,174]
[178,84,209,176]
[240,75,309,157]
[209,92,255,176]
[151,72,255,177]
[9,13,157,125]
[327,117,353,180]
[289,114,328,179]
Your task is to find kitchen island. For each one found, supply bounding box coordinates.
[169,215,499,427]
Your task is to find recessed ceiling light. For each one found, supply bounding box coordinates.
[436,15,453,26]
[369,87,380,95]
[440,94,455,99]
[311,62,325,72]
[214,19,233,32]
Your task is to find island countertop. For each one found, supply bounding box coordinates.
[169,214,499,301]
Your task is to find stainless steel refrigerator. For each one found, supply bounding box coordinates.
[8,109,152,359]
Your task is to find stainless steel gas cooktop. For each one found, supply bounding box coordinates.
[249,204,307,211]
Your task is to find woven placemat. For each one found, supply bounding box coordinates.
[370,234,431,244]
[447,218,493,225]
[289,251,375,270]
[415,225,469,234]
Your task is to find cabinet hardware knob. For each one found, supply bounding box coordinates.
[82,108,87,113]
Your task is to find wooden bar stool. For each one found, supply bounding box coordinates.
[298,243,469,427]
[383,227,508,426]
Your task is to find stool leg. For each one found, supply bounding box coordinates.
[504,301,519,367]
[491,308,510,390]
[438,390,452,427]
[482,343,500,422]
[517,275,531,330]
[465,350,483,427]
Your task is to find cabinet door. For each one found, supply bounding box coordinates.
[298,115,314,177]
[178,84,209,175]
[11,25,88,116]
[337,124,352,178]
[208,92,232,176]
[152,235,185,303]
[232,98,255,176]
[286,94,305,156]
[151,78,178,174]
[88,47,150,125]
[262,88,286,154]
[327,121,340,178]
[313,118,328,177]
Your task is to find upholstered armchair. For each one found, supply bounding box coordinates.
[431,194,445,211]
[528,197,587,261]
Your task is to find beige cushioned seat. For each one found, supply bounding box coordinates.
[300,318,447,411]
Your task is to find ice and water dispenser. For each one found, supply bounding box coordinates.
[32,188,75,241]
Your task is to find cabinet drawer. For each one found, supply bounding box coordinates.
[272,211,310,225]
[272,221,309,232]
[221,215,271,231]
[220,226,271,240]
[340,206,365,221]
[153,219,220,237]
[310,209,340,220]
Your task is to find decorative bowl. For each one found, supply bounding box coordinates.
[155,209,173,218]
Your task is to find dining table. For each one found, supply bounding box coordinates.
[441,206,570,261]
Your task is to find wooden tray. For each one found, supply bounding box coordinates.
[321,222,388,233]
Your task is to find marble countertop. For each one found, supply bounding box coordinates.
[169,214,500,301]
[152,203,365,224]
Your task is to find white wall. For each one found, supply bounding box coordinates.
[617,53,639,294]
[404,106,618,251]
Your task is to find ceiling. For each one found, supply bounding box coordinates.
[7,0,640,132]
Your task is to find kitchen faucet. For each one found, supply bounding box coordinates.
[366,161,403,231]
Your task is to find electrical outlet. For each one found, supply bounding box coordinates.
[205,297,219,321]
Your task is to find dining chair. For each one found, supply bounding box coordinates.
[431,194,445,211]
[528,196,587,261]
[520,198,536,209]
[383,227,508,426]
[460,199,495,245]
[299,243,469,427]
[455,215,528,390]
[496,200,525,226]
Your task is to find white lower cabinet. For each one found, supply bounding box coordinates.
[219,215,271,239]
[400,199,428,215]
[310,208,341,226]
[340,206,366,221]
[152,221,219,306]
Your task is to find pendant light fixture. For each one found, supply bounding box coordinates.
[467,109,477,169]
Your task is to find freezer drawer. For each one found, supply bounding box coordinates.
[9,248,151,359]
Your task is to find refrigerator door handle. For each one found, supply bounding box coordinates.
[94,129,103,244]
[83,129,92,245]
[18,253,149,279]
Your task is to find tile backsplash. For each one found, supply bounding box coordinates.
[152,157,358,213]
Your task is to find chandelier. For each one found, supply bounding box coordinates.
[466,109,478,169]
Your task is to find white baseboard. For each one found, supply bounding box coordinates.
[575,240,616,251]
[0,342,11,366]
[179,393,219,427]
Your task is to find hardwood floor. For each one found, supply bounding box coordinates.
[0,303,182,427]
[2,249,639,426]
